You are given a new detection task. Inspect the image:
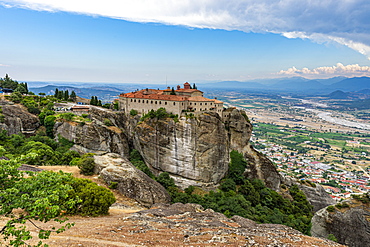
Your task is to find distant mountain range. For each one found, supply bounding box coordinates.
[28,76,370,100]
[29,85,124,102]
[201,76,370,94]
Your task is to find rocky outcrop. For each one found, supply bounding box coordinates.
[283,177,335,212]
[119,203,344,246]
[298,183,335,212]
[54,119,130,157]
[311,197,370,247]
[93,153,170,207]
[133,112,229,189]
[1,104,40,135]
[223,108,281,191]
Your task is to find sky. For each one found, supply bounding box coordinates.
[1,0,370,84]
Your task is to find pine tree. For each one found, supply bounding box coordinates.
[70,91,77,102]
[193,83,197,89]
[54,88,59,98]
[64,90,69,101]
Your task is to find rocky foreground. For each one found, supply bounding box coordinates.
[22,203,345,247]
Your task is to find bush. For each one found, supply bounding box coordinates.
[77,157,96,175]
[103,118,113,126]
[327,234,338,242]
[69,177,116,216]
[327,205,335,212]
[108,181,118,189]
[59,112,75,121]
[130,109,138,116]
[156,172,176,189]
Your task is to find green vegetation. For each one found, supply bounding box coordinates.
[0,151,115,246]
[327,234,338,242]
[326,205,336,212]
[141,107,178,122]
[130,109,138,116]
[129,148,313,235]
[76,155,96,176]
[90,96,102,106]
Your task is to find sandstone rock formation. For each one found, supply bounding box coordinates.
[133,112,229,189]
[298,183,335,212]
[311,197,370,247]
[93,153,171,207]
[0,104,40,135]
[54,117,130,157]
[223,108,282,191]
[283,177,335,212]
[118,202,344,247]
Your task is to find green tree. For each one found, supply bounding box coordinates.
[64,90,69,101]
[54,88,59,98]
[44,115,56,138]
[14,84,27,94]
[70,91,77,101]
[0,157,78,246]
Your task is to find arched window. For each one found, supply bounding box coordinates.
[165,102,167,105]
[155,101,157,104]
[173,102,176,105]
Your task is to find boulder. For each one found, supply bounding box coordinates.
[1,104,40,135]
[93,153,170,207]
[311,198,370,247]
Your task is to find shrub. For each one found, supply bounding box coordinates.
[335,202,350,209]
[327,205,335,212]
[219,178,236,192]
[108,181,118,189]
[77,157,96,175]
[59,112,75,121]
[130,109,138,116]
[327,234,338,242]
[156,172,176,189]
[103,118,113,126]
[81,113,89,118]
[69,177,116,216]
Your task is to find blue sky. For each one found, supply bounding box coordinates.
[1,0,370,84]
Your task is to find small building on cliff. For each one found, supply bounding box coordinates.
[118,82,223,115]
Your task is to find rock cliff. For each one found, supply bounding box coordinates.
[311,196,370,247]
[93,152,171,207]
[133,112,229,189]
[0,104,40,135]
[54,107,130,157]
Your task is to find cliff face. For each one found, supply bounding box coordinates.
[134,112,229,189]
[54,107,283,191]
[54,107,130,157]
[1,104,40,135]
[311,197,370,247]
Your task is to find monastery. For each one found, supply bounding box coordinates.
[118,82,223,116]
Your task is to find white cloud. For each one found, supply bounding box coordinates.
[0,64,10,67]
[278,63,370,78]
[2,0,370,58]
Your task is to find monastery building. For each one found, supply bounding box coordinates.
[118,82,223,116]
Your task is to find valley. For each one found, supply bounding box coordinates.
[211,89,370,200]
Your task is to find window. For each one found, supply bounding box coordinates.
[138,100,140,103]
[165,102,167,105]
[159,101,161,104]
[151,101,153,104]
[155,101,157,104]
[173,102,176,105]
[205,103,207,105]
[200,103,202,105]
[146,100,148,103]
[130,99,132,102]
